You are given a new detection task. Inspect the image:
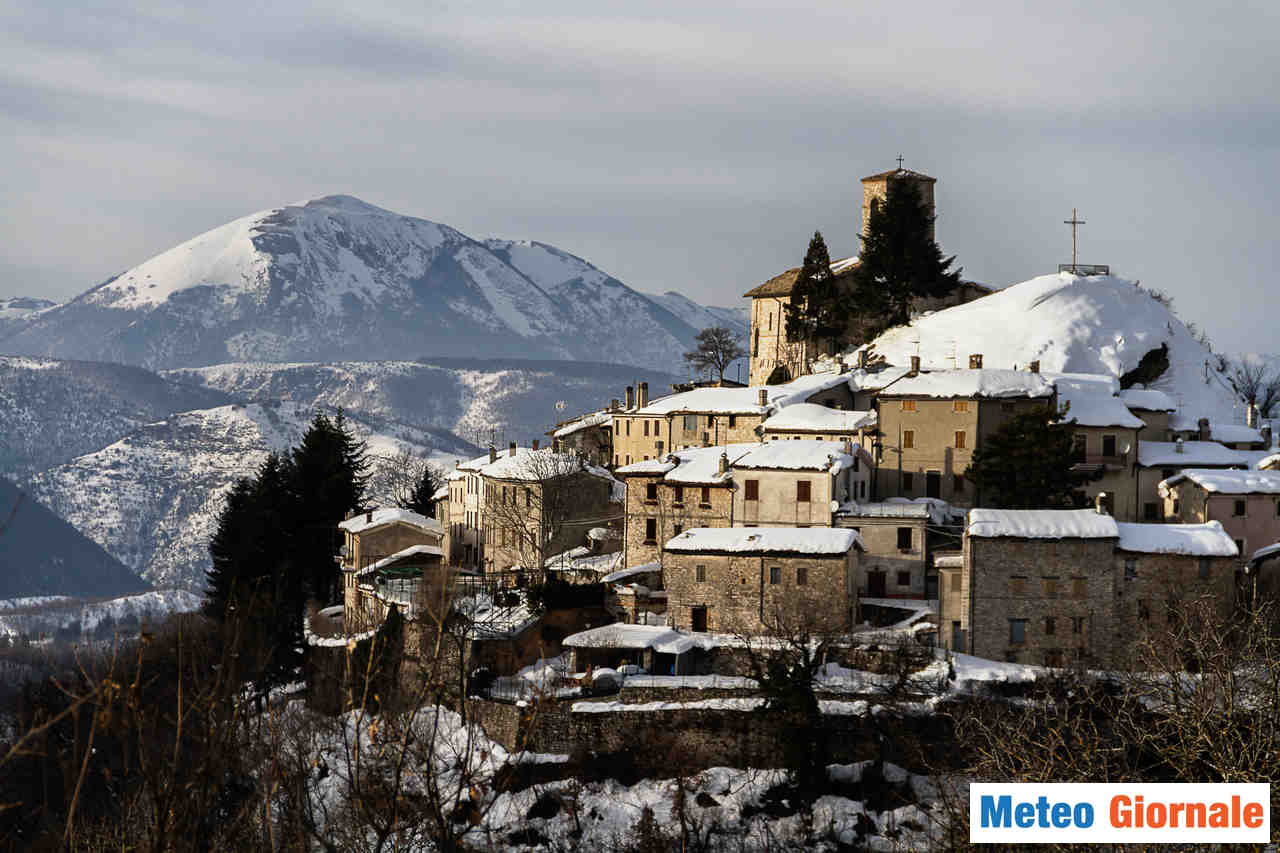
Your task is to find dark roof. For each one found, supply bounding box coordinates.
[743,260,861,299]
[860,167,936,183]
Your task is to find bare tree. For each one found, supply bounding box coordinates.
[367,450,444,515]
[1227,356,1280,418]
[683,326,746,383]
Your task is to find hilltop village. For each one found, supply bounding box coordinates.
[306,165,1280,759]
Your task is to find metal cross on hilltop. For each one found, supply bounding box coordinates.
[896,154,904,169]
[1064,208,1085,273]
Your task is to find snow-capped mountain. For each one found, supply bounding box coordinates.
[163,358,678,452]
[24,401,477,591]
[0,197,746,374]
[0,355,233,476]
[0,297,57,337]
[859,272,1244,420]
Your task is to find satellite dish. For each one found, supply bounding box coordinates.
[555,401,567,412]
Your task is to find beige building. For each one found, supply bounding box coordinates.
[1118,388,1177,441]
[1058,387,1146,521]
[1133,440,1250,523]
[662,526,864,635]
[836,501,959,601]
[874,361,1056,506]
[336,507,446,636]
[1159,468,1280,559]
[442,444,621,575]
[941,507,1239,667]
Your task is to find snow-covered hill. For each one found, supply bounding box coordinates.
[0,196,744,374]
[24,402,476,591]
[858,272,1245,420]
[0,590,201,640]
[163,358,678,451]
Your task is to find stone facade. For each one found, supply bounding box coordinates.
[1111,550,1238,656]
[620,473,733,568]
[662,548,858,635]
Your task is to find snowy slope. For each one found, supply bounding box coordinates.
[163,358,678,451]
[645,290,749,339]
[24,402,475,591]
[0,197,736,374]
[857,272,1243,421]
[0,590,201,640]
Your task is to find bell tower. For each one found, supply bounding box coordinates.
[860,161,936,246]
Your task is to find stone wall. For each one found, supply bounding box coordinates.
[622,474,733,567]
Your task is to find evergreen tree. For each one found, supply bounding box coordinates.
[289,411,369,605]
[784,231,841,348]
[852,180,962,329]
[204,477,260,619]
[964,406,1092,508]
[403,463,443,518]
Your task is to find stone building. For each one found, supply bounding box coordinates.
[662,526,864,635]
[548,408,614,468]
[1133,440,1249,523]
[615,440,869,568]
[1057,386,1146,521]
[442,443,621,575]
[836,500,960,601]
[610,373,857,467]
[874,361,1056,506]
[1159,468,1280,559]
[742,165,990,386]
[941,506,1238,667]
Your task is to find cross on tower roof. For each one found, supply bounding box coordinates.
[896,154,904,169]
[1064,208,1085,273]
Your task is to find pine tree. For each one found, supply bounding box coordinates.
[403,463,442,518]
[963,406,1092,508]
[784,231,837,347]
[203,477,260,619]
[852,180,962,329]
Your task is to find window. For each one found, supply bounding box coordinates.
[626,420,631,436]
[683,414,697,432]
[525,488,532,508]
[953,400,969,413]
[796,566,808,585]
[901,400,917,412]
[1071,577,1086,598]
[644,518,657,544]
[1198,557,1211,580]
[1072,616,1085,634]
[744,479,759,501]
[1102,434,1117,457]
[1235,538,1245,555]
[1275,501,1279,518]
[859,481,867,499]
[769,566,781,585]
[1124,558,1137,580]
[953,473,965,493]
[615,454,619,466]
[951,573,963,593]
[695,564,706,583]
[897,527,912,550]
[1172,499,1180,515]
[1143,502,1159,521]
[897,571,911,587]
[797,481,811,502]
[673,485,684,505]
[767,311,772,330]
[673,523,683,536]
[1045,617,1056,636]
[645,482,658,502]
[1234,499,1247,517]
[1009,619,1027,644]
[643,421,649,437]
[728,415,737,428]
[903,430,915,449]
[903,472,914,491]
[1043,577,1058,598]
[954,430,966,449]
[700,486,711,506]
[853,455,859,472]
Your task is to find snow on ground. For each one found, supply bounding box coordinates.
[0,589,202,638]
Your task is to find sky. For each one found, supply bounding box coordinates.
[3,0,1278,354]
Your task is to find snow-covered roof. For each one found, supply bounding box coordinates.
[1260,453,1280,470]
[730,440,857,473]
[1119,388,1178,412]
[1047,372,1121,397]
[355,544,444,577]
[1207,423,1265,445]
[1249,542,1280,565]
[1115,521,1238,557]
[430,484,449,501]
[1057,389,1145,429]
[664,526,862,555]
[934,553,964,568]
[968,508,1118,540]
[634,373,852,416]
[553,410,611,438]
[563,624,695,655]
[338,507,441,535]
[1159,468,1280,496]
[618,441,855,485]
[1137,440,1249,468]
[879,368,1055,400]
[545,550,623,576]
[456,446,617,485]
[838,501,931,519]
[600,561,662,584]
[614,457,679,476]
[761,404,876,434]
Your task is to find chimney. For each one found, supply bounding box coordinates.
[1262,424,1273,448]
[489,445,497,463]
[1247,403,1258,428]
[626,386,634,409]
[969,353,984,370]
[508,441,517,457]
[758,389,768,406]
[611,398,620,411]
[1197,417,1210,442]
[1029,360,1040,374]
[639,382,649,407]
[532,439,539,451]
[1094,492,1109,515]
[718,452,729,475]
[909,355,921,376]
[366,510,373,524]
[1175,437,1184,454]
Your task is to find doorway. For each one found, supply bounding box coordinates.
[690,606,708,633]
[926,471,941,498]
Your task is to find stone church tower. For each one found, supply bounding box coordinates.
[743,165,942,386]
